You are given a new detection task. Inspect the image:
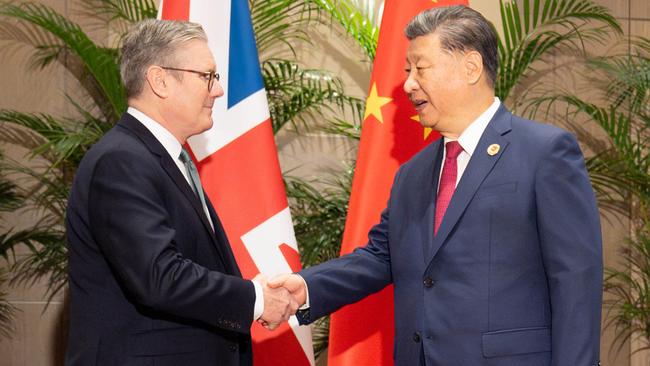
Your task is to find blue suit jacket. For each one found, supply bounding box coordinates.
[299,105,602,366]
[66,113,254,366]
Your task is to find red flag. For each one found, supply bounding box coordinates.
[159,1,314,365]
[328,1,468,365]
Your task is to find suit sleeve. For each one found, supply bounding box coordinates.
[87,149,255,334]
[297,169,401,323]
[535,131,602,365]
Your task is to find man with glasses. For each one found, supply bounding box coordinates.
[65,19,296,366]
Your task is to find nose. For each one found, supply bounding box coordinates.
[211,80,224,98]
[403,72,419,94]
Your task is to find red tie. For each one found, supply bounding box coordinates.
[434,141,463,235]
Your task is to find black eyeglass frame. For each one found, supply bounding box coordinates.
[160,66,220,91]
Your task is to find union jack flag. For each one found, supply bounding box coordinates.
[159,1,314,365]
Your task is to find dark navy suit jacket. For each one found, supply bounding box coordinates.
[299,105,602,366]
[65,113,254,366]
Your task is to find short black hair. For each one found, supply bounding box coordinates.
[405,5,498,88]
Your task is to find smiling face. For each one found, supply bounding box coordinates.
[163,39,224,141]
[403,32,469,137]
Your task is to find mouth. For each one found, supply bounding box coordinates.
[411,99,428,111]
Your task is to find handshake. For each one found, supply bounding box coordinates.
[254,273,307,330]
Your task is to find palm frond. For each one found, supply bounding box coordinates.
[77,0,157,25]
[0,15,60,66]
[526,95,633,150]
[4,226,67,303]
[10,165,69,219]
[0,268,16,338]
[310,0,378,60]
[0,158,22,213]
[250,0,318,56]
[0,110,63,162]
[0,156,19,338]
[586,153,649,216]
[586,51,650,117]
[286,170,352,268]
[263,59,365,133]
[0,159,69,301]
[604,223,650,354]
[73,0,156,44]
[0,2,126,120]
[311,316,330,359]
[0,109,108,170]
[322,117,361,140]
[497,0,621,103]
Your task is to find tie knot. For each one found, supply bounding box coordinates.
[179,148,191,164]
[445,141,463,159]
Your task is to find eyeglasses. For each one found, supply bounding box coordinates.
[160,66,220,92]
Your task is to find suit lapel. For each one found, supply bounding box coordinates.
[419,140,444,265]
[117,114,232,269]
[426,106,513,266]
[205,198,241,276]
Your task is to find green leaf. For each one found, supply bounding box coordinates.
[309,0,378,60]
[263,59,364,133]
[0,2,126,120]
[497,0,621,102]
[251,0,318,56]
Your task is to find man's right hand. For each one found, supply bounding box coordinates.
[267,274,307,308]
[256,274,298,330]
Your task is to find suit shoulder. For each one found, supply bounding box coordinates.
[82,126,150,164]
[399,139,440,173]
[510,114,573,143]
[507,115,584,169]
[74,125,158,187]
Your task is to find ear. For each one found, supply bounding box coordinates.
[464,50,484,85]
[145,65,169,98]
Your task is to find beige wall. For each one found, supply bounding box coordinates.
[0,0,647,365]
[0,0,80,364]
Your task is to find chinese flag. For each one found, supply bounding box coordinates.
[327,1,469,365]
[159,1,314,365]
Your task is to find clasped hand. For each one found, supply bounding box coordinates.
[254,273,307,330]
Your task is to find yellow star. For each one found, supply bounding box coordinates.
[410,115,433,140]
[432,0,438,3]
[364,82,393,123]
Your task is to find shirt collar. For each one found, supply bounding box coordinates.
[444,97,501,156]
[127,107,183,162]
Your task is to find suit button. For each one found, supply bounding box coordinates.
[423,277,435,288]
[228,344,237,352]
[413,331,421,343]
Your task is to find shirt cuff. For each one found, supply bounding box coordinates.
[252,280,264,320]
[298,274,310,310]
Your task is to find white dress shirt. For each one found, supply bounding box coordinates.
[438,97,501,189]
[127,107,264,320]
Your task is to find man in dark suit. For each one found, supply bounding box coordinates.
[270,5,602,366]
[65,19,295,366]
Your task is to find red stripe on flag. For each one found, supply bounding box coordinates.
[160,0,190,20]
[279,244,302,273]
[251,321,311,365]
[198,119,309,365]
[197,119,290,278]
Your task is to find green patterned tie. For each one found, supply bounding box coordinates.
[179,148,208,211]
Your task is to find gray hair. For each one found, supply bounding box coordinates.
[120,19,208,98]
[405,5,498,88]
